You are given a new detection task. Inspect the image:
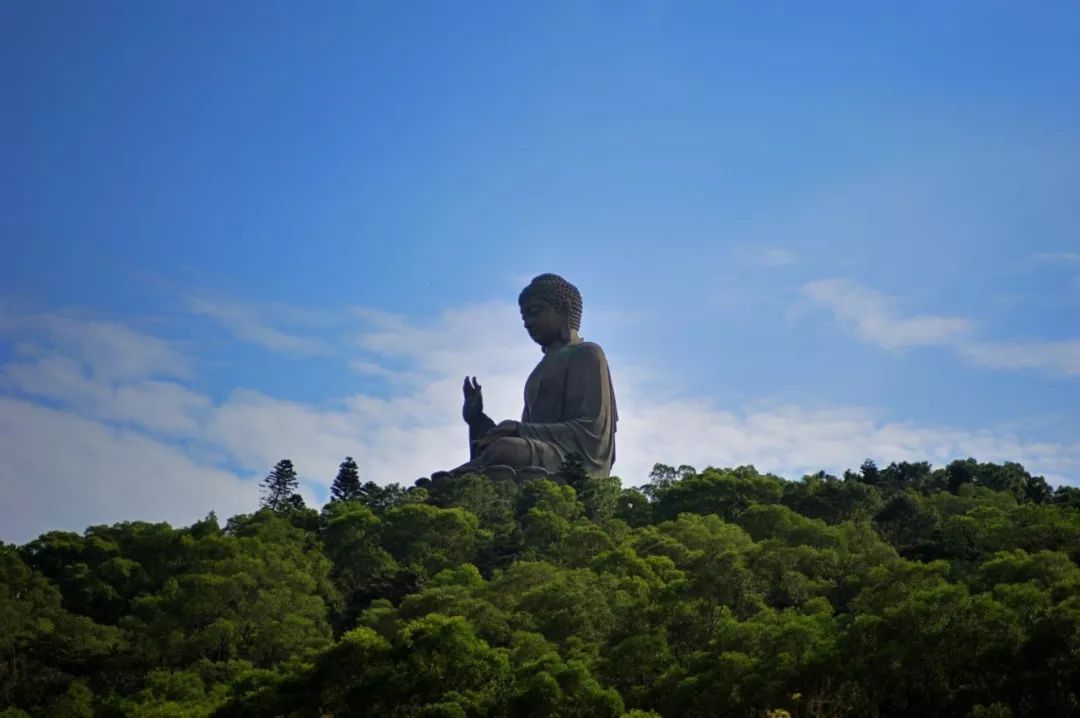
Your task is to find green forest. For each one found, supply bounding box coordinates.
[4,456,1080,718]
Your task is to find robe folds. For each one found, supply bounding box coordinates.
[516,340,618,478]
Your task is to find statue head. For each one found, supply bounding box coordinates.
[518,273,582,348]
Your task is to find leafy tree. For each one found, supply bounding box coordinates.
[517,479,583,521]
[555,453,622,523]
[354,481,422,515]
[8,455,1080,716]
[615,487,653,527]
[1023,474,1053,504]
[880,460,933,492]
[0,546,119,713]
[643,462,696,500]
[874,491,940,554]
[321,500,397,628]
[382,504,483,580]
[652,466,784,522]
[783,471,883,524]
[1054,485,1080,509]
[946,457,980,494]
[128,510,335,668]
[42,681,93,718]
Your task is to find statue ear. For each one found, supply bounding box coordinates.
[559,315,571,343]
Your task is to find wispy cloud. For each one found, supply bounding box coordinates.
[801,278,972,349]
[0,311,193,381]
[958,340,1080,376]
[1033,251,1080,264]
[204,303,1080,493]
[0,397,255,545]
[744,247,798,267]
[187,290,335,356]
[3,353,211,435]
[2,300,1078,544]
[802,278,1080,376]
[349,360,398,379]
[0,310,208,434]
[621,398,1080,487]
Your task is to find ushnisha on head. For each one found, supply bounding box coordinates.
[518,273,583,349]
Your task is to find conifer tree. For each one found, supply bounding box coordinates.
[558,452,589,494]
[261,458,299,511]
[331,456,362,502]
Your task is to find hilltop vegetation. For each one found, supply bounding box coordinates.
[3,458,1080,717]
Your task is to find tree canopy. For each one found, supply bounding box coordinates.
[3,456,1079,717]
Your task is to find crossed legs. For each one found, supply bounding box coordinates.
[449,436,563,476]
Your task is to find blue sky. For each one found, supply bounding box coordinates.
[2,2,1079,543]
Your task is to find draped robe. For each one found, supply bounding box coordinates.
[469,339,618,478]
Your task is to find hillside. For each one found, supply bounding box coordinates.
[3,458,1080,717]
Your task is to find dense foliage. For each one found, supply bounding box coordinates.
[3,457,1080,717]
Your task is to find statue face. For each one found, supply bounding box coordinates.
[520,297,563,347]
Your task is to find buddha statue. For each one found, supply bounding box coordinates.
[448,273,618,480]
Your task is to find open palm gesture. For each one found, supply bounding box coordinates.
[462,376,485,424]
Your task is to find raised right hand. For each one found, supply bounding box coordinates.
[462,376,484,424]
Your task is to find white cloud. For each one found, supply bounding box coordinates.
[186,290,334,356]
[350,360,400,379]
[4,312,193,381]
[802,278,1080,376]
[616,397,1080,486]
[801,278,972,349]
[314,304,1080,486]
[200,303,541,488]
[958,340,1080,376]
[206,387,465,494]
[0,310,212,436]
[0,397,256,545]
[352,302,537,379]
[2,353,211,434]
[2,299,1078,544]
[200,302,1080,495]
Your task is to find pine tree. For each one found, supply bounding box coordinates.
[558,452,589,494]
[261,458,299,511]
[330,456,362,502]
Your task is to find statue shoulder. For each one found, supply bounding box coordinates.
[572,341,609,365]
